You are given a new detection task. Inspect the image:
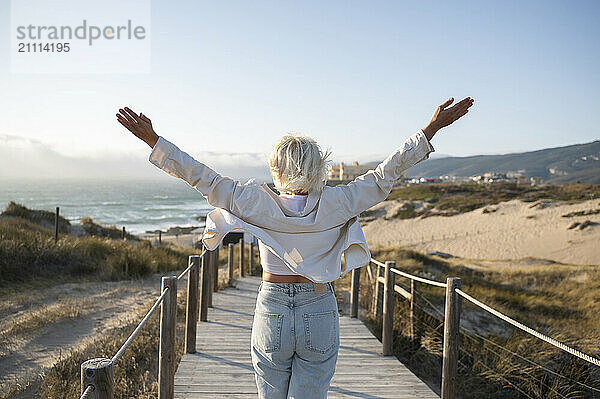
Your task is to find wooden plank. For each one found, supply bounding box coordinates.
[174,275,438,399]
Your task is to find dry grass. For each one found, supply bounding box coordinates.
[562,209,600,218]
[1,245,259,398]
[335,245,600,398]
[0,215,196,288]
[0,201,71,233]
[5,195,600,397]
[26,244,269,399]
[20,292,189,399]
[385,183,600,218]
[0,207,201,398]
[79,216,140,241]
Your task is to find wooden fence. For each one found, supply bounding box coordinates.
[78,238,600,399]
[356,258,600,399]
[78,239,257,399]
[354,259,461,398]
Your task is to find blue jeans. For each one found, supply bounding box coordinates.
[251,281,340,399]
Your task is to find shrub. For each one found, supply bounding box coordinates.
[0,216,195,287]
[1,201,71,233]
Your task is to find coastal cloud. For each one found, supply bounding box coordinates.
[0,134,272,182]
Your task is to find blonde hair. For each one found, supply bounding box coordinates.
[268,134,331,194]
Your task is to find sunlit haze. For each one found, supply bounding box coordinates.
[1,1,598,181]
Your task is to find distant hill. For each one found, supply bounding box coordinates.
[405,140,600,184]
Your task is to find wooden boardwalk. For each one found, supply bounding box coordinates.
[174,276,438,398]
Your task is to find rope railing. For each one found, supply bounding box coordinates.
[80,385,94,399]
[76,238,261,399]
[370,259,386,267]
[78,249,210,399]
[177,249,207,281]
[383,269,600,391]
[455,287,600,367]
[362,256,600,399]
[74,243,596,399]
[408,290,600,396]
[111,286,170,363]
[389,267,447,287]
[372,258,447,287]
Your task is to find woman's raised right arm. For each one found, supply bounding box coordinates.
[116,107,255,214]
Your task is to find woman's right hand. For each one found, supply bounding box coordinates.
[116,107,159,148]
[423,96,474,140]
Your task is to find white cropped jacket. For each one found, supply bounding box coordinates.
[148,129,435,282]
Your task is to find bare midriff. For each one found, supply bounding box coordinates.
[262,271,314,283]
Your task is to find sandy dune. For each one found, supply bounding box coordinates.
[0,276,163,395]
[362,198,600,266]
[158,233,201,248]
[153,199,600,265]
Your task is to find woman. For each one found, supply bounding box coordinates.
[116,96,474,398]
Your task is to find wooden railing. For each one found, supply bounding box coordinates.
[78,238,257,399]
[77,234,600,399]
[355,258,600,399]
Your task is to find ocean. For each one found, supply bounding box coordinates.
[0,178,213,235]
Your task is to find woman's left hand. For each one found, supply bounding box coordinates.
[423,97,474,140]
[116,107,159,148]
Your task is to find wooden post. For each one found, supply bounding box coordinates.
[212,249,219,292]
[372,263,384,316]
[350,268,360,318]
[239,238,245,277]
[81,358,113,398]
[382,261,396,356]
[228,243,234,285]
[441,277,462,399]
[371,262,378,316]
[158,276,177,399]
[122,226,126,241]
[410,279,420,345]
[185,256,200,354]
[199,251,209,322]
[159,230,162,244]
[249,241,254,275]
[207,250,214,308]
[54,206,59,243]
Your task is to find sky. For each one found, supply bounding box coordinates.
[1,0,599,181]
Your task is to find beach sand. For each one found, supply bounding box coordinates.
[157,233,201,248]
[362,198,600,265]
[0,275,164,394]
[139,232,202,249]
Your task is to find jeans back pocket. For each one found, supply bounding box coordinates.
[252,311,283,353]
[303,310,338,354]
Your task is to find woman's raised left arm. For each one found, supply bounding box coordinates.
[329,96,474,218]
